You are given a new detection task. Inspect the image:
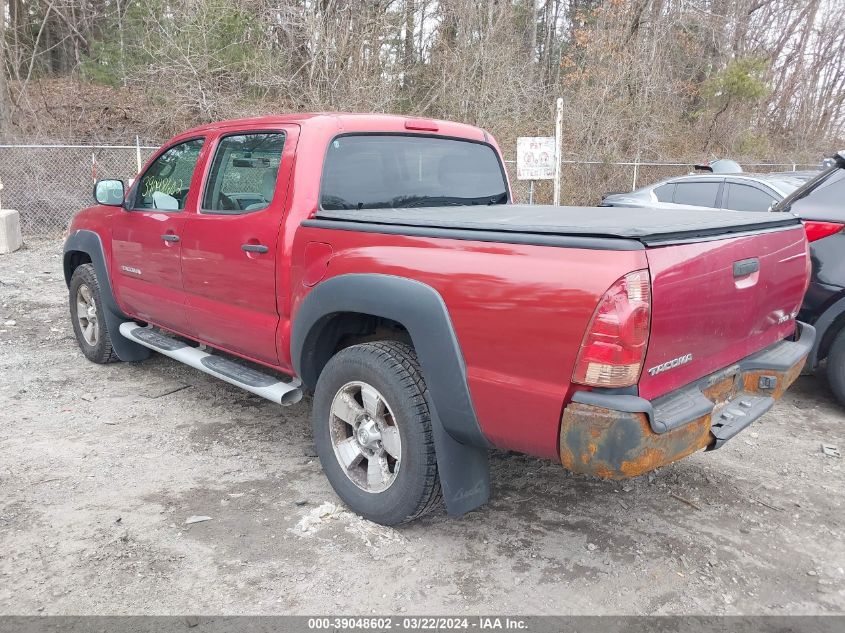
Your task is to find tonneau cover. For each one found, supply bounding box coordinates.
[314,205,800,244]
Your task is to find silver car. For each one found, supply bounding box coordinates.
[601,172,815,212]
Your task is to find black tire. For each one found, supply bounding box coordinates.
[69,263,119,364]
[312,341,442,525]
[827,328,845,407]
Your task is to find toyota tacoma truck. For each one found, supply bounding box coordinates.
[64,114,815,525]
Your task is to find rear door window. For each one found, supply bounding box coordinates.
[202,132,286,213]
[672,181,721,207]
[320,135,508,210]
[724,183,776,212]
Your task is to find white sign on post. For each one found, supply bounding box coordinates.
[516,136,556,181]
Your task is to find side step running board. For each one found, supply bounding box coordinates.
[119,322,302,406]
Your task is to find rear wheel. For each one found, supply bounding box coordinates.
[69,264,119,364]
[312,341,441,525]
[827,328,845,407]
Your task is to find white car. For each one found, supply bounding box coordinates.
[601,171,815,212]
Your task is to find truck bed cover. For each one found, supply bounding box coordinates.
[311,205,800,247]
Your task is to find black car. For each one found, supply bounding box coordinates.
[775,151,845,405]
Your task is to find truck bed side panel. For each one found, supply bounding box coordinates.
[293,227,647,458]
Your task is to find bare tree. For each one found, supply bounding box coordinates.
[0,0,9,131]
[1,0,842,160]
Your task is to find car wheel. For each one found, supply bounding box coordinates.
[69,264,119,364]
[312,341,442,525]
[827,327,845,407]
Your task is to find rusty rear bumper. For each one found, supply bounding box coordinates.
[559,322,815,479]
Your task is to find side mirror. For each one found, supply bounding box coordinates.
[93,179,125,206]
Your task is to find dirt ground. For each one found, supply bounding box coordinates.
[0,239,843,616]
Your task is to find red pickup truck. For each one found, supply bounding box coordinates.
[64,114,814,525]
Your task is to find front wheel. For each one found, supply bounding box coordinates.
[312,341,441,525]
[69,264,119,364]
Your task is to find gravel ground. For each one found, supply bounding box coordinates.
[0,239,843,615]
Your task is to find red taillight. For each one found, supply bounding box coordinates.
[572,270,651,388]
[802,220,844,242]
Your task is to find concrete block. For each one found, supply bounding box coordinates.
[0,209,23,254]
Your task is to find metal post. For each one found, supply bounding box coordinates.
[529,180,535,205]
[632,158,639,191]
[135,135,143,173]
[553,97,563,206]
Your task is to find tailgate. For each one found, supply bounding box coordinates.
[638,225,808,400]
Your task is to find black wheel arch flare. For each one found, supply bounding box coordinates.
[62,229,150,362]
[291,273,491,516]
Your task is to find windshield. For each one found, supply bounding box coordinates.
[320,135,508,210]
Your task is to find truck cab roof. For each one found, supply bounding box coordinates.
[177,113,489,143]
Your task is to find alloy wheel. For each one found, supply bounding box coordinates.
[75,284,98,346]
[328,381,402,493]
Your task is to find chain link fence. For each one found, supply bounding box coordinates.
[0,143,820,237]
[0,143,158,236]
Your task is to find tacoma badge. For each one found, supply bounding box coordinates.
[647,353,693,377]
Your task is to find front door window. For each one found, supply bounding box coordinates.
[133,138,205,211]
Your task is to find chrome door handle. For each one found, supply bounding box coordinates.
[242,244,269,254]
[161,234,180,242]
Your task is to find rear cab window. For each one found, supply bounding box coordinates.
[320,135,508,210]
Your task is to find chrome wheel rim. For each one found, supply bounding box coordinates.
[329,381,402,493]
[75,284,98,346]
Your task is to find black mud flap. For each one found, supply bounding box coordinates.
[429,405,490,516]
[102,308,151,362]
